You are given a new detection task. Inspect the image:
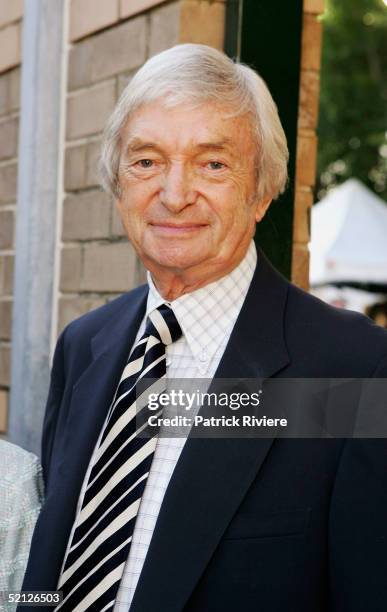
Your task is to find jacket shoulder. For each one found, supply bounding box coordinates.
[285,283,387,376]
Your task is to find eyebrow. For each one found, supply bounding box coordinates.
[125,138,161,154]
[195,140,233,151]
[124,138,234,155]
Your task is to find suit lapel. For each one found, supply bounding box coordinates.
[37,287,149,588]
[58,287,148,489]
[130,249,290,612]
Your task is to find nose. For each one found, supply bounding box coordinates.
[159,162,196,212]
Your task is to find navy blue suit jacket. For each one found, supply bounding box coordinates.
[21,250,387,611]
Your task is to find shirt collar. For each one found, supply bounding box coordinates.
[145,240,257,363]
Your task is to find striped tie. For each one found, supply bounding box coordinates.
[56,304,182,611]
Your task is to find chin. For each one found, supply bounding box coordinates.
[142,234,213,269]
[148,248,207,271]
[153,256,200,271]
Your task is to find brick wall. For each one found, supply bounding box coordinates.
[0,0,23,432]
[59,0,225,333]
[292,0,324,290]
[1,0,320,434]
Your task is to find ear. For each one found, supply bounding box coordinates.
[255,196,272,223]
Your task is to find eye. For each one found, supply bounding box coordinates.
[136,159,154,168]
[207,161,225,170]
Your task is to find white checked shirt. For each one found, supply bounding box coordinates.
[114,240,257,610]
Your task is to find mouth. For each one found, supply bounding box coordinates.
[149,222,208,235]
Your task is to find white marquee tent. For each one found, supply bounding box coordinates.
[309,179,387,286]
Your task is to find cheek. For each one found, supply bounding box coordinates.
[116,202,143,247]
[211,186,252,228]
[119,175,158,208]
[119,189,151,223]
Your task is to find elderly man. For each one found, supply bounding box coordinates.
[22,44,387,612]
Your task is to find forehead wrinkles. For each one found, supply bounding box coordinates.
[124,137,235,159]
[120,103,254,157]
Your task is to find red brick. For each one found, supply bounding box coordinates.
[299,70,320,130]
[293,188,313,243]
[304,0,324,14]
[291,243,310,290]
[296,132,318,187]
[301,14,323,72]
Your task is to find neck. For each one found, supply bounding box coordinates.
[149,249,251,302]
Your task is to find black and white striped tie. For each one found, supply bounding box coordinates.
[56,304,182,611]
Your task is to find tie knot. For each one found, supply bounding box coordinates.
[146,304,182,345]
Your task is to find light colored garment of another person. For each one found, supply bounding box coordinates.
[0,440,43,611]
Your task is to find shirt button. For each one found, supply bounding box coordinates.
[199,351,208,362]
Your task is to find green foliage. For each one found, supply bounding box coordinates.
[317,0,387,201]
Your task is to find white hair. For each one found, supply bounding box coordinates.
[100,44,288,202]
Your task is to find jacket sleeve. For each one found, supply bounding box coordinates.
[329,352,387,611]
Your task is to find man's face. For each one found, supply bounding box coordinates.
[116,101,269,281]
